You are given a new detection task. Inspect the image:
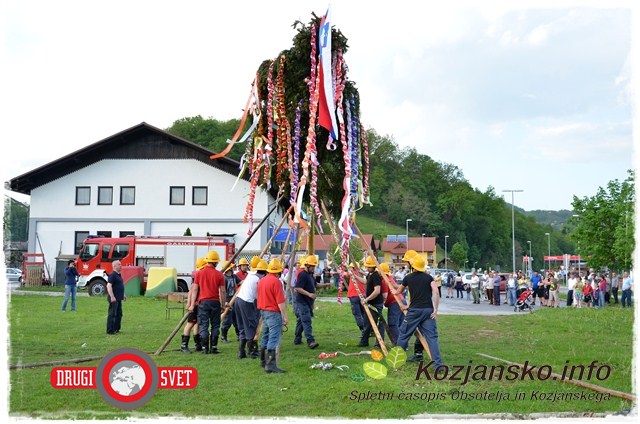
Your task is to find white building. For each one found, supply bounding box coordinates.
[7,122,282,283]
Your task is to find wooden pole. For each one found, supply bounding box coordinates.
[154,192,284,356]
[320,201,388,355]
[352,222,433,360]
[477,353,636,402]
[155,312,190,355]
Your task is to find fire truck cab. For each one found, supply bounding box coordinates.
[76,235,235,296]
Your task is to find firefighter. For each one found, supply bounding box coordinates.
[293,254,319,349]
[358,256,385,349]
[235,257,251,281]
[257,258,288,373]
[235,259,268,359]
[221,261,242,343]
[189,250,226,354]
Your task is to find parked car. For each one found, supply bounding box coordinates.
[463,272,507,292]
[5,267,23,284]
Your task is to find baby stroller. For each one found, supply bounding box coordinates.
[514,288,534,312]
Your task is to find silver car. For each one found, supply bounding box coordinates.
[5,267,23,285]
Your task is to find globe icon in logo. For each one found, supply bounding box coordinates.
[109,361,146,396]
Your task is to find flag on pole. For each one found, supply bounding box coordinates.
[317,5,338,141]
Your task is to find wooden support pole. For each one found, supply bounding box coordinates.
[352,222,433,360]
[155,312,190,355]
[320,201,388,355]
[477,353,636,402]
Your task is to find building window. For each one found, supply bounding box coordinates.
[98,186,113,205]
[170,186,185,205]
[193,186,208,205]
[120,186,135,205]
[119,231,135,238]
[97,231,112,238]
[74,231,89,255]
[76,187,91,205]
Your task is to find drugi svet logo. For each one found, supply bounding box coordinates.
[51,347,198,410]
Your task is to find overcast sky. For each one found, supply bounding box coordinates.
[1,0,636,211]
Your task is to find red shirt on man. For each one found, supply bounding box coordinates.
[194,265,225,301]
[257,273,286,312]
[347,277,365,298]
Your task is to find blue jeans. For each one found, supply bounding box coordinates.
[508,288,517,306]
[396,307,443,368]
[598,290,606,309]
[293,301,315,343]
[386,302,403,344]
[62,284,77,311]
[260,310,283,350]
[621,289,633,307]
[349,296,365,330]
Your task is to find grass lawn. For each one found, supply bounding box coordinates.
[7,292,636,419]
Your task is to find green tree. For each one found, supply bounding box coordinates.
[166,115,247,161]
[3,197,29,243]
[449,242,467,270]
[570,170,634,271]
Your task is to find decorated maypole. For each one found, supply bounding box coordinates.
[211,7,370,300]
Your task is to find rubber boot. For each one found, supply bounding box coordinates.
[407,342,424,362]
[180,335,192,354]
[238,339,247,359]
[265,349,286,373]
[194,334,203,352]
[248,340,259,359]
[259,347,267,368]
[210,336,220,354]
[201,335,210,354]
[221,328,229,343]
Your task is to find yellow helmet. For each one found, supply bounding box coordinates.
[364,256,377,268]
[222,261,234,272]
[402,249,418,262]
[267,258,284,274]
[238,257,250,266]
[195,257,207,270]
[380,263,391,274]
[305,254,318,267]
[250,256,261,270]
[299,258,306,268]
[206,250,220,263]
[410,255,426,272]
[256,260,268,272]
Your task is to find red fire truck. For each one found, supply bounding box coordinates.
[75,235,235,296]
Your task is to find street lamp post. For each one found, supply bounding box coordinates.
[464,260,468,272]
[421,233,425,255]
[473,261,477,271]
[545,232,551,272]
[444,235,449,271]
[405,218,412,249]
[502,189,523,273]
[527,240,532,278]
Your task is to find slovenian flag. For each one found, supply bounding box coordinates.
[317,5,338,141]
